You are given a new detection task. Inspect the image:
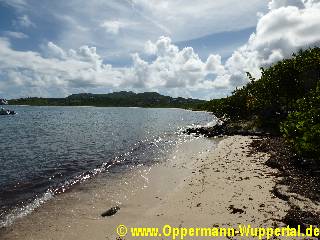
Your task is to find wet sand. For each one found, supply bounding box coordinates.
[1,136,290,240]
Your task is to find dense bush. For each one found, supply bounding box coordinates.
[280,85,320,159]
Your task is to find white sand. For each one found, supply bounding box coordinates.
[1,136,291,240]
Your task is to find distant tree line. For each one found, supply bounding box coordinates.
[9,91,205,109]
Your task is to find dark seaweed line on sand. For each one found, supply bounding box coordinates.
[249,137,320,233]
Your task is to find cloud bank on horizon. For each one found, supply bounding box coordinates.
[0,0,320,99]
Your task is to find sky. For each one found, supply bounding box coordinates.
[0,0,320,100]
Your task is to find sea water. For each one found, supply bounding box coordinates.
[0,106,214,227]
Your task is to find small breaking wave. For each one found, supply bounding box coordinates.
[0,190,53,228]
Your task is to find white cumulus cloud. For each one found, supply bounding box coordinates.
[0,38,125,97]
[1,0,320,99]
[225,0,320,83]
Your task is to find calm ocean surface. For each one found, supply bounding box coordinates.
[0,106,214,227]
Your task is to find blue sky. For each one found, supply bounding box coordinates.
[0,0,319,99]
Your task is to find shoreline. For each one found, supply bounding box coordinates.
[8,105,208,111]
[1,135,302,240]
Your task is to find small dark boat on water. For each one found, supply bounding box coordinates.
[0,98,16,115]
[0,108,16,115]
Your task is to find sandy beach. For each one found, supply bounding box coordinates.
[1,136,294,239]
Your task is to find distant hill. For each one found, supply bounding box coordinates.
[8,91,206,109]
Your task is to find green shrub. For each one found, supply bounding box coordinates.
[280,85,320,159]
